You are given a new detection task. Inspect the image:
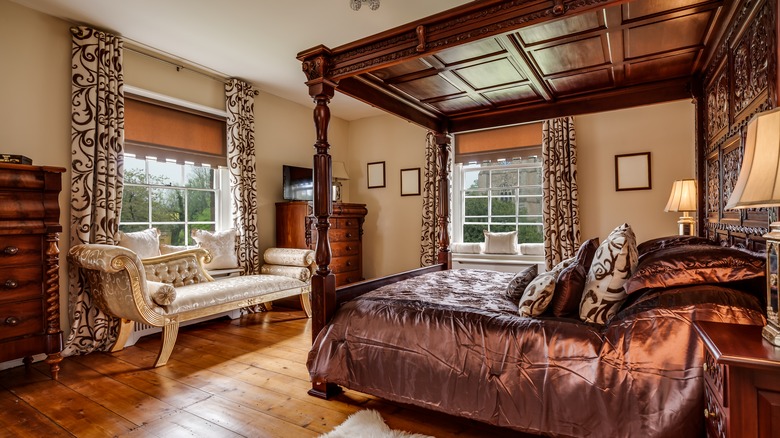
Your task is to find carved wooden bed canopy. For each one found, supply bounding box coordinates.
[297,0,778,354]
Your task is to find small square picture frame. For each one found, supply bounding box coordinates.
[615,152,651,191]
[367,161,386,189]
[400,168,421,196]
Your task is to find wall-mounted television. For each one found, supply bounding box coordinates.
[282,165,314,201]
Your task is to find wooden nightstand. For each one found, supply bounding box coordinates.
[694,321,780,437]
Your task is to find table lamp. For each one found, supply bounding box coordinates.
[725,107,780,346]
[665,179,697,236]
[332,161,350,203]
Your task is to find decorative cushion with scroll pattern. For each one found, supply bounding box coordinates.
[579,223,638,325]
[263,247,315,267]
[518,258,573,317]
[191,229,239,270]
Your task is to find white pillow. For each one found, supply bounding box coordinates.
[450,242,483,254]
[579,223,638,325]
[160,244,189,255]
[191,229,239,270]
[483,231,518,254]
[117,228,161,259]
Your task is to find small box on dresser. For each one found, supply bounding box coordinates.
[0,163,64,379]
[694,321,780,438]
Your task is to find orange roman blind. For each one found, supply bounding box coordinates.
[124,96,227,167]
[455,122,542,163]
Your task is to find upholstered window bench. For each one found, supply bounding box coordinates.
[68,244,314,367]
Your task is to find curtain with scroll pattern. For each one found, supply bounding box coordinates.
[226,79,261,275]
[63,26,125,356]
[542,117,581,269]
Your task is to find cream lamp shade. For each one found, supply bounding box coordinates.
[664,179,697,212]
[724,107,780,347]
[332,161,350,181]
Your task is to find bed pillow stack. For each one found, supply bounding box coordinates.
[549,237,599,317]
[579,223,638,325]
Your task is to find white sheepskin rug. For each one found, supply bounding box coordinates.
[319,409,434,438]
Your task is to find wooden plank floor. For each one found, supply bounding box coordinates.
[0,308,537,437]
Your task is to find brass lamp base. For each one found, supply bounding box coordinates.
[763,322,780,346]
[677,213,695,236]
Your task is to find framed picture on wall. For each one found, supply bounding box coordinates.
[400,168,421,196]
[615,152,651,191]
[367,161,386,188]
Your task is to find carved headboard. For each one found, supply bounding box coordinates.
[699,0,777,252]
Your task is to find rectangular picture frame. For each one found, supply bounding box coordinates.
[615,152,651,191]
[400,168,421,196]
[367,161,386,189]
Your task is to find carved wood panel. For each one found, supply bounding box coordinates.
[700,0,776,248]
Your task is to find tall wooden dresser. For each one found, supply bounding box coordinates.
[276,201,367,286]
[0,163,64,379]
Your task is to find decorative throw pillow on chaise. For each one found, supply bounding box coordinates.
[160,243,189,255]
[549,237,599,317]
[117,228,161,259]
[519,257,573,317]
[579,223,638,325]
[191,228,239,270]
[505,265,538,301]
[483,231,518,254]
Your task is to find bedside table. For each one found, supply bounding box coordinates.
[693,321,780,438]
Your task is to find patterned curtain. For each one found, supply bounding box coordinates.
[420,132,438,266]
[542,117,581,269]
[63,26,125,356]
[226,78,261,275]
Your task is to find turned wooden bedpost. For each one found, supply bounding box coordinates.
[299,46,343,399]
[434,133,451,267]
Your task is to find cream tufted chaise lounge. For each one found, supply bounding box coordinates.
[68,244,314,367]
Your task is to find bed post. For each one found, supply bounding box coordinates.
[300,46,343,399]
[434,133,451,267]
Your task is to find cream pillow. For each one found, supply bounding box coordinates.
[160,244,189,255]
[117,228,161,259]
[518,258,573,317]
[579,223,638,325]
[191,229,239,270]
[483,231,518,254]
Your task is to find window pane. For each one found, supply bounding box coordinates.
[124,156,146,184]
[519,167,542,185]
[156,223,186,246]
[490,169,518,188]
[118,224,147,233]
[519,198,543,215]
[188,190,215,222]
[151,188,184,222]
[492,216,517,223]
[464,216,488,223]
[464,197,488,216]
[490,224,516,234]
[518,224,543,243]
[519,187,543,196]
[120,186,150,222]
[463,224,487,242]
[148,160,182,186]
[185,165,215,189]
[463,170,489,190]
[490,196,516,216]
[188,223,215,245]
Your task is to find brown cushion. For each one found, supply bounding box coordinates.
[505,265,538,301]
[637,235,717,259]
[624,245,765,295]
[550,237,599,317]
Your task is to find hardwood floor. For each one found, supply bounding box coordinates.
[0,308,534,437]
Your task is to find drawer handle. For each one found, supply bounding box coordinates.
[703,363,708,372]
[346,233,352,238]
[346,261,352,267]
[3,246,19,256]
[4,279,18,289]
[704,408,717,419]
[345,221,352,226]
[346,246,353,251]
[4,316,19,326]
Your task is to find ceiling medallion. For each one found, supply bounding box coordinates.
[350,0,380,11]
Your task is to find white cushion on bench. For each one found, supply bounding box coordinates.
[163,274,305,315]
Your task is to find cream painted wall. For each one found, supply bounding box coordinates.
[576,100,696,244]
[347,115,429,278]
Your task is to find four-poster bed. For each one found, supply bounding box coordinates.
[296,0,778,435]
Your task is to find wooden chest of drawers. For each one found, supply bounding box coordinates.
[694,321,780,438]
[275,201,367,287]
[0,163,64,379]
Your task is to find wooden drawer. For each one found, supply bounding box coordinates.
[335,271,363,285]
[332,218,360,229]
[704,351,727,406]
[0,235,41,267]
[0,299,44,341]
[704,383,727,438]
[331,255,360,273]
[331,241,359,257]
[0,193,44,220]
[330,228,359,242]
[0,265,42,303]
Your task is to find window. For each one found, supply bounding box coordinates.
[119,156,230,245]
[453,153,543,244]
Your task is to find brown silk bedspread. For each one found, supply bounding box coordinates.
[307,269,766,437]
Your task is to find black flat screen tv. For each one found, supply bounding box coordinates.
[282,165,314,201]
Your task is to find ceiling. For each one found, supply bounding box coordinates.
[9,0,473,121]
